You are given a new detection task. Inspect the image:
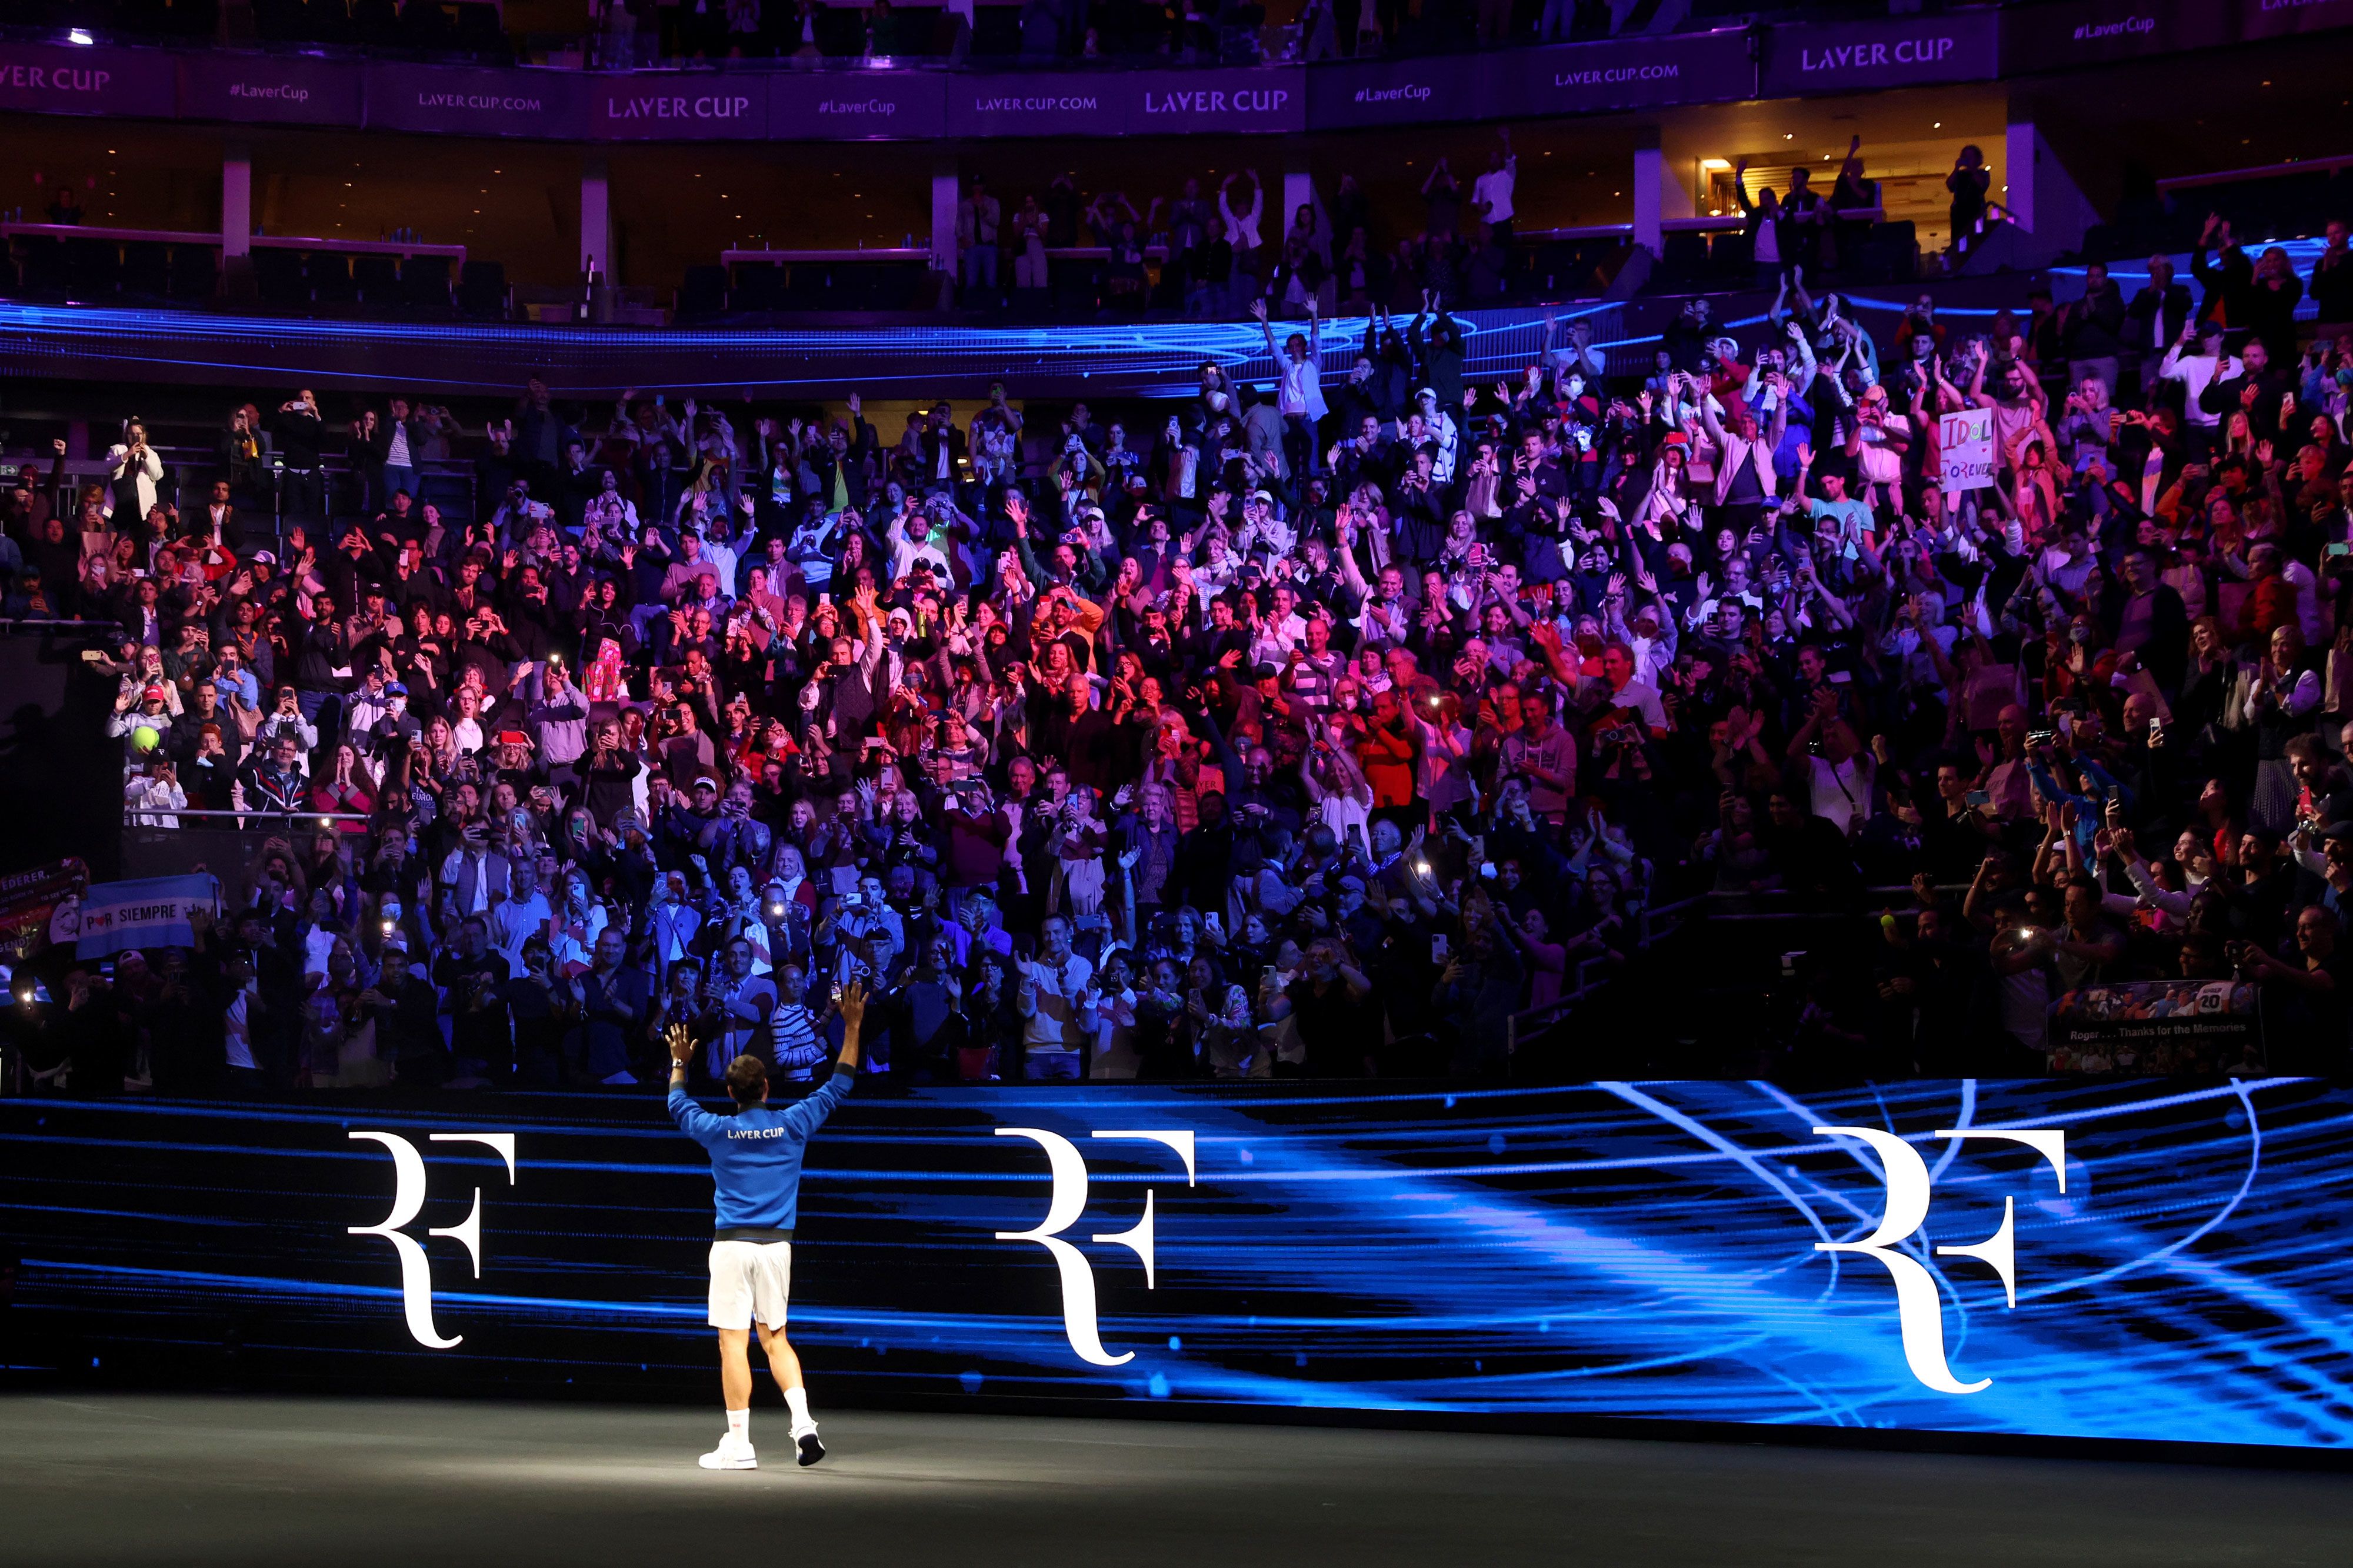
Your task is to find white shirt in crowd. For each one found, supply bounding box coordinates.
[1021,950,1094,1053]
[1473,157,1517,224]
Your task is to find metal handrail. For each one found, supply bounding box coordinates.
[124,810,372,823]
[1498,883,1969,1054]
[1503,891,1704,1054]
[0,221,466,262]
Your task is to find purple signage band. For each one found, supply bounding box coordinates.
[2238,0,2353,39]
[178,54,364,126]
[946,68,1305,139]
[1498,28,1755,118]
[362,62,585,138]
[769,74,948,141]
[1759,11,2004,98]
[586,72,766,139]
[1999,0,2229,75]
[0,44,175,119]
[1309,31,1752,131]
[0,2,2344,144]
[1308,53,1489,130]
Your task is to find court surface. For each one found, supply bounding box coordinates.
[5,1394,2351,1566]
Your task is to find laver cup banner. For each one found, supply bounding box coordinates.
[4,0,2349,142]
[8,1078,2352,1447]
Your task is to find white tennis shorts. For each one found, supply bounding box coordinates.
[706,1239,794,1331]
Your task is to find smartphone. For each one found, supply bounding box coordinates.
[2328,542,2352,559]
[1431,933,1449,963]
[1827,670,1852,685]
[1965,790,1991,808]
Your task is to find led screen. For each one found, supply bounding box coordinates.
[4,1078,2348,1447]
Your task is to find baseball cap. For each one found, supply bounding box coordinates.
[142,683,166,701]
[386,681,408,695]
[692,775,719,792]
[251,551,276,565]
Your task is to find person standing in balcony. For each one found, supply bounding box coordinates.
[1734,159,1783,289]
[2312,219,2353,337]
[104,419,165,525]
[1255,296,1326,482]
[1947,145,1992,256]
[1472,129,1517,254]
[958,175,1000,305]
[272,389,326,522]
[1220,171,1265,307]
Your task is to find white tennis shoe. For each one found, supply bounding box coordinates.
[698,1433,757,1470]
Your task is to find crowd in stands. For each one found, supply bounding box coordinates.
[951,138,1523,317]
[5,205,2353,1094]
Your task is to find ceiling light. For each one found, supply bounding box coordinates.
[1700,158,1731,171]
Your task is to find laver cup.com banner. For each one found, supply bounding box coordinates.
[6,1079,2352,1447]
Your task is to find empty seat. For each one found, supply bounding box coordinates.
[458,259,507,319]
[401,253,455,310]
[169,243,218,303]
[452,2,512,60]
[19,236,69,295]
[678,265,728,319]
[1855,221,1917,284]
[352,253,401,302]
[1658,230,1709,283]
[254,247,309,304]
[308,251,357,303]
[731,263,784,312]
[61,236,121,299]
[815,6,865,53]
[119,241,174,300]
[971,5,1021,53]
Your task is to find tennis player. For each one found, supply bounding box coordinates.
[666,979,865,1471]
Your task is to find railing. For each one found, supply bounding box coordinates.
[1504,890,1700,1058]
[721,248,933,266]
[2157,153,2353,192]
[1499,883,1977,1059]
[0,221,466,263]
[121,809,373,880]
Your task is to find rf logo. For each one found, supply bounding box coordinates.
[994,1128,1197,1366]
[1813,1126,2067,1393]
[347,1131,518,1348]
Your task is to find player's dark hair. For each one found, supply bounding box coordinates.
[725,1054,768,1107]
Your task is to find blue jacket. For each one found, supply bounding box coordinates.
[668,1066,853,1232]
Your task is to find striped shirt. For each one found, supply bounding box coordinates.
[768,1002,832,1082]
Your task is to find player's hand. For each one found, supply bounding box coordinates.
[666,1022,694,1067]
[835,978,867,1032]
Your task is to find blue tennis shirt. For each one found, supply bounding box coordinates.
[668,1066,854,1232]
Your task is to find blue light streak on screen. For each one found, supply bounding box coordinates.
[0,300,1624,395]
[6,1079,2352,1446]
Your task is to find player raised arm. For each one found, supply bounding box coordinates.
[833,978,866,1074]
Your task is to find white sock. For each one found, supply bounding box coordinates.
[784,1387,814,1433]
[726,1408,749,1443]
